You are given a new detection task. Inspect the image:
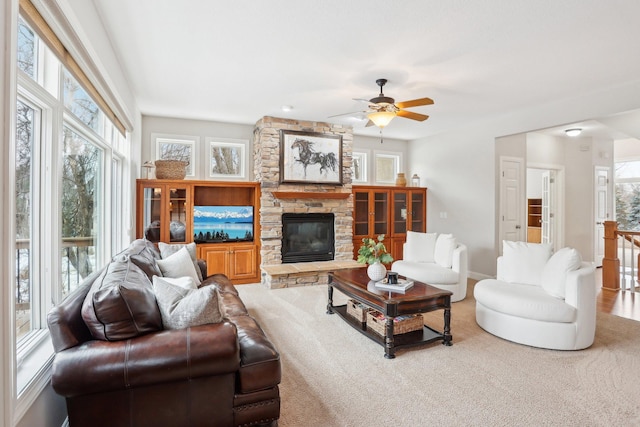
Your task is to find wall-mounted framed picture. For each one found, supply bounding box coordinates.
[280,130,342,184]
[374,151,402,184]
[206,138,247,180]
[153,133,198,178]
[352,151,369,183]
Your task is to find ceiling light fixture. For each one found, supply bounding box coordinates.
[367,111,396,128]
[565,128,582,137]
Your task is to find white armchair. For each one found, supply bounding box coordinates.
[391,231,468,302]
[474,241,597,350]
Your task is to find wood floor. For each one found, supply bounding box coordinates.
[595,268,640,321]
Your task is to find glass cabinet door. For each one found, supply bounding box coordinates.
[410,191,425,232]
[354,191,370,237]
[142,187,162,242]
[393,192,407,234]
[373,191,389,236]
[168,187,188,242]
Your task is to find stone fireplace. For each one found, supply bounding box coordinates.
[253,117,360,288]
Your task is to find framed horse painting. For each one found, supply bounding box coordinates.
[280,130,343,185]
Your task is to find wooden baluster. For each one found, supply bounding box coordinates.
[602,221,620,291]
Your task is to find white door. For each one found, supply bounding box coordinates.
[500,157,525,247]
[594,167,610,266]
[541,170,555,245]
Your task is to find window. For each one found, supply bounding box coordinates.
[12,13,128,406]
[352,151,369,183]
[61,126,102,295]
[615,161,640,231]
[15,99,38,341]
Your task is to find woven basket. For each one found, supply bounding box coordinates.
[154,160,188,180]
[366,310,423,336]
[346,299,369,323]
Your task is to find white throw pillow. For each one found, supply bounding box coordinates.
[153,275,197,291]
[434,234,456,268]
[153,277,222,329]
[156,247,202,286]
[541,247,582,299]
[501,240,553,286]
[404,231,437,263]
[158,242,203,282]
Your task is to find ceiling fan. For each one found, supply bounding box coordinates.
[331,78,434,129]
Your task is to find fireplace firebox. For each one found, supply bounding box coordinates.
[281,213,335,263]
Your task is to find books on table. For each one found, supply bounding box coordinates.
[374,278,414,293]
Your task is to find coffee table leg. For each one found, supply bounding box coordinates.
[326,285,334,314]
[443,308,452,346]
[384,316,396,359]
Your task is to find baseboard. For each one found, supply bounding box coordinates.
[468,271,494,281]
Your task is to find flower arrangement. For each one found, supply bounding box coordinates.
[357,234,393,265]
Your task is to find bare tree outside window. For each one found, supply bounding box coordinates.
[62,127,101,295]
[64,70,101,132]
[17,19,35,78]
[15,101,35,339]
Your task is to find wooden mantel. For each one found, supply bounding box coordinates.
[272,191,351,200]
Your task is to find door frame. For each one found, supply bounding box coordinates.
[499,156,525,253]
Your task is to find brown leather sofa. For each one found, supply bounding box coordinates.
[47,239,281,427]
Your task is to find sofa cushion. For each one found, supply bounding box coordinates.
[541,247,582,299]
[404,231,437,263]
[392,260,459,284]
[158,242,204,282]
[128,239,162,280]
[153,276,223,329]
[156,247,202,286]
[81,255,163,341]
[501,240,553,286]
[474,279,577,323]
[434,234,456,268]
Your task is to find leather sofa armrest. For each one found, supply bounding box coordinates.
[52,321,240,397]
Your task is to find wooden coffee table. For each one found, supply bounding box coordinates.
[327,268,452,359]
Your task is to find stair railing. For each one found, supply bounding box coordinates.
[603,221,640,292]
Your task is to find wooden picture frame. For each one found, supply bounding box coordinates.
[280,130,342,184]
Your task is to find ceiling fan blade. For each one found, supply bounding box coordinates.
[397,110,429,121]
[395,97,434,109]
[353,98,372,103]
[328,110,366,118]
[365,120,375,127]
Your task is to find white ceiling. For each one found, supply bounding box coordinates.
[93,0,640,141]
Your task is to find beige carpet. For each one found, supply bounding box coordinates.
[237,282,640,426]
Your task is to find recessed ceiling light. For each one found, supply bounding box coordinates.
[565,128,582,137]
[281,105,293,112]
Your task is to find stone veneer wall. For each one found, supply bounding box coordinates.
[253,116,354,287]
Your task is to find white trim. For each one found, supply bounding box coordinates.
[352,150,369,183]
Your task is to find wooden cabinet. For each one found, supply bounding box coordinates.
[136,179,260,284]
[527,198,542,243]
[199,243,257,282]
[352,185,427,262]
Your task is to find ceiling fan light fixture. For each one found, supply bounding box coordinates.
[368,111,396,128]
[565,128,582,137]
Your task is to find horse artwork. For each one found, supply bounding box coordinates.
[280,130,342,184]
[291,138,338,178]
